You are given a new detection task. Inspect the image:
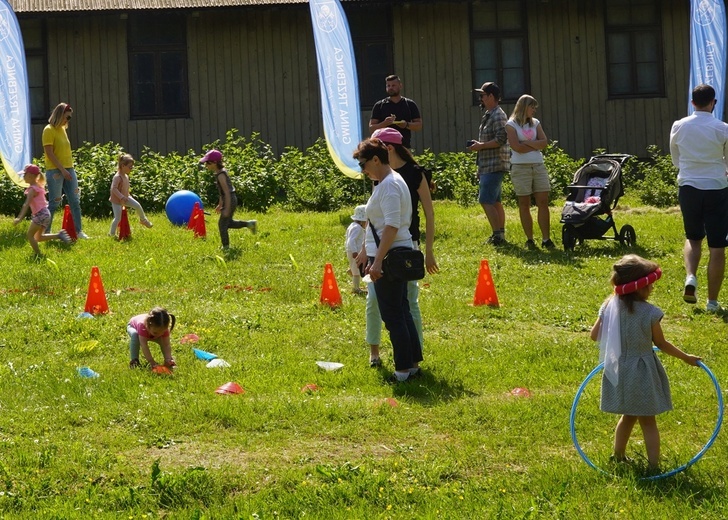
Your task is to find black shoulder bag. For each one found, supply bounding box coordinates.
[369,221,425,282]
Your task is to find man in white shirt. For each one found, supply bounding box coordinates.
[670,84,728,313]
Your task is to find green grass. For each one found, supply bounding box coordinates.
[0,200,726,519]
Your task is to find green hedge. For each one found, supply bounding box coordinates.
[0,131,679,217]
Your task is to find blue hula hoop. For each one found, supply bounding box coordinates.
[570,357,723,481]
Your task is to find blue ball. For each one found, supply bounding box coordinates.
[165,190,203,226]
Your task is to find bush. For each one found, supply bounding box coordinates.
[0,172,26,216]
[276,138,370,212]
[1,132,684,216]
[543,142,584,202]
[417,149,479,206]
[634,145,678,208]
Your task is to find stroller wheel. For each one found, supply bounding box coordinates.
[619,225,637,247]
[562,225,577,251]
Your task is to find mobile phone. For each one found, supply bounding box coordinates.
[466,140,476,147]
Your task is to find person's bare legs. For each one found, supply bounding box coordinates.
[369,343,380,364]
[517,195,533,240]
[481,202,505,238]
[534,191,551,241]
[683,239,702,303]
[707,246,725,302]
[684,239,702,280]
[481,203,498,236]
[613,414,638,460]
[638,416,660,470]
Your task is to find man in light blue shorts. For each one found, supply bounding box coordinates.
[467,82,510,245]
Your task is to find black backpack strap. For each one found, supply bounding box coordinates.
[368,220,381,248]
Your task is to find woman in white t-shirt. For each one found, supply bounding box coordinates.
[506,95,554,250]
[353,138,423,383]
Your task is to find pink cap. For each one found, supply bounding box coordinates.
[200,149,223,163]
[372,127,403,145]
[23,164,41,176]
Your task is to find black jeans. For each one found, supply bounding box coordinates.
[373,274,423,371]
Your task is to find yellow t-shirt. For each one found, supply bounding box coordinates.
[42,124,73,169]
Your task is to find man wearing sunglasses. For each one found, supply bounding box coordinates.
[467,82,510,246]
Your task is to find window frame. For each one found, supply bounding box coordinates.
[127,12,190,119]
[604,1,665,99]
[344,3,394,110]
[20,16,49,124]
[469,0,530,105]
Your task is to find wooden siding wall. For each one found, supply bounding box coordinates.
[30,0,690,161]
[392,0,690,159]
[32,9,322,159]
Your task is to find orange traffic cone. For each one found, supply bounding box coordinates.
[118,207,131,241]
[187,202,206,238]
[320,263,342,307]
[84,266,109,315]
[473,259,499,307]
[61,204,77,241]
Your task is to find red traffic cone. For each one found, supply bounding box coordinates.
[187,202,206,238]
[84,266,109,315]
[118,207,131,241]
[215,382,245,395]
[61,204,77,241]
[473,259,500,307]
[320,263,342,307]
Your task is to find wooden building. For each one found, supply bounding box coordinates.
[12,0,691,160]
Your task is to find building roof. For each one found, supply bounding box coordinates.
[9,0,368,13]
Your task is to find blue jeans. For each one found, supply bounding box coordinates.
[372,276,423,371]
[478,172,505,204]
[366,280,423,347]
[45,168,82,233]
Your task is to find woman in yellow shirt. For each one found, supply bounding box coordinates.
[43,102,88,238]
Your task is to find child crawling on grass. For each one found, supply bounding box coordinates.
[127,307,176,372]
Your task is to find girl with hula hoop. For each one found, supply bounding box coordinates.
[590,254,701,473]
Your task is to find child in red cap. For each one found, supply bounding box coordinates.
[13,164,71,255]
[200,149,257,249]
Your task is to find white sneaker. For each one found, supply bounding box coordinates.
[706,301,722,313]
[248,220,257,235]
[683,274,697,304]
[77,231,91,239]
[58,230,72,244]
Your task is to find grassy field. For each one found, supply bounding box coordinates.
[0,200,726,519]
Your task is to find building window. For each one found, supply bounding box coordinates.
[20,18,48,122]
[128,13,189,118]
[345,5,394,109]
[605,0,664,97]
[471,0,529,103]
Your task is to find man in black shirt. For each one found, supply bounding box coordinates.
[369,75,422,149]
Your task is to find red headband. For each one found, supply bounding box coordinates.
[614,268,662,295]
[63,103,72,112]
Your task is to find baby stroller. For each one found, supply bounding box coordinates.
[559,154,635,251]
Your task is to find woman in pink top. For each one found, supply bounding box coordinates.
[109,153,152,237]
[13,164,71,255]
[127,306,176,370]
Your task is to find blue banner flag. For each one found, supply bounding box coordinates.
[689,0,727,119]
[309,0,363,180]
